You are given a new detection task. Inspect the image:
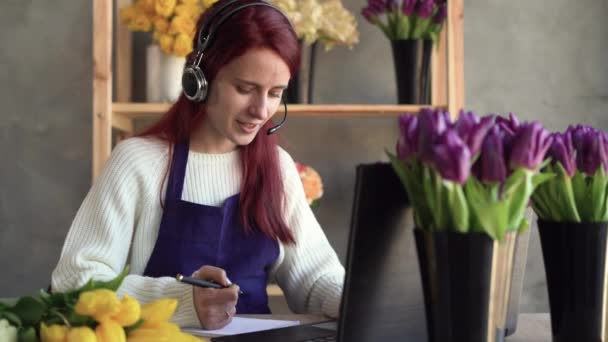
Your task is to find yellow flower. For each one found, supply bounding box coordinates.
[96,320,126,342]
[169,15,196,36]
[180,0,200,5]
[136,0,157,15]
[155,0,177,18]
[158,34,175,55]
[40,323,69,342]
[173,33,194,57]
[202,0,218,10]
[111,295,141,327]
[140,299,178,324]
[127,321,179,341]
[119,5,138,24]
[67,326,97,342]
[153,17,170,34]
[128,13,153,32]
[175,4,202,20]
[75,289,121,322]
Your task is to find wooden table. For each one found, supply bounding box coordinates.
[243,313,552,341]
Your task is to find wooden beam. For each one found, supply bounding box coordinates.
[93,0,113,180]
[112,113,134,133]
[432,28,448,108]
[115,0,132,102]
[447,0,465,115]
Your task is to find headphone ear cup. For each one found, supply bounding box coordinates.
[182,65,208,102]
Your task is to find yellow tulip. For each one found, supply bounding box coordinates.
[175,331,205,342]
[96,320,126,342]
[155,0,177,18]
[180,0,199,5]
[158,34,175,55]
[112,295,141,327]
[67,326,97,342]
[173,33,194,57]
[137,0,157,14]
[75,289,121,322]
[40,323,69,342]
[128,321,181,342]
[140,299,178,324]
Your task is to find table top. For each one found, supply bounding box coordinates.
[242,313,552,341]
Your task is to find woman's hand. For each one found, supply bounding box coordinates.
[192,265,240,330]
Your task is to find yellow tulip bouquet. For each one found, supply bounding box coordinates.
[295,162,324,208]
[119,0,219,57]
[0,268,203,342]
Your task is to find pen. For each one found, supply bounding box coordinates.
[176,274,244,294]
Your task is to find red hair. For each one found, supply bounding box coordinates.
[139,0,299,244]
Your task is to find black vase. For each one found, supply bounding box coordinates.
[286,41,317,104]
[391,39,433,104]
[414,229,501,342]
[537,220,608,342]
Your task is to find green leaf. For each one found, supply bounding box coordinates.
[572,171,590,219]
[503,169,533,232]
[445,182,469,233]
[464,178,508,240]
[18,326,37,342]
[10,296,46,327]
[517,218,530,234]
[590,167,608,221]
[1,310,22,327]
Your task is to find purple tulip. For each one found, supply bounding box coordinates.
[475,125,507,183]
[396,114,419,160]
[548,131,576,177]
[417,108,452,164]
[402,0,417,16]
[432,129,471,184]
[495,112,520,136]
[571,125,608,175]
[509,122,553,170]
[432,3,447,24]
[454,110,494,157]
[416,0,436,18]
[367,0,387,14]
[361,7,378,23]
[386,0,398,11]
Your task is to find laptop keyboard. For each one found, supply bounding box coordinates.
[304,337,336,342]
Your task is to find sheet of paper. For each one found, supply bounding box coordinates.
[182,317,301,337]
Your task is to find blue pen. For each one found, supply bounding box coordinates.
[175,274,244,294]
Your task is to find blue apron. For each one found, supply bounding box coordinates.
[143,142,280,314]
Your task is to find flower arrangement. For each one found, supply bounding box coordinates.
[270,0,359,51]
[295,162,324,207]
[361,0,447,43]
[389,109,554,240]
[532,125,608,222]
[119,0,219,57]
[0,268,202,342]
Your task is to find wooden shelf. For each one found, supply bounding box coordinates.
[111,103,447,131]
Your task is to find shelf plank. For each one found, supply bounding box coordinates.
[112,103,445,121]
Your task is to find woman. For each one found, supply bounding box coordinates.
[52,0,344,330]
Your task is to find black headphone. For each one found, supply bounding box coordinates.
[182,0,292,135]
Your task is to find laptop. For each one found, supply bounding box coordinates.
[212,162,428,342]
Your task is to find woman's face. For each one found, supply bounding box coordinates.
[195,48,291,153]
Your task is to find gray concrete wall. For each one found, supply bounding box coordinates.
[1,0,608,315]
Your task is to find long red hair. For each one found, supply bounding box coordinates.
[139,0,299,244]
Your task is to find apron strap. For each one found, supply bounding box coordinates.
[165,142,189,201]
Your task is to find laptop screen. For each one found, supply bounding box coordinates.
[337,162,427,341]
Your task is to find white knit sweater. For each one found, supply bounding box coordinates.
[51,137,344,327]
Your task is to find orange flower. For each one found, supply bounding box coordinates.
[295,162,324,205]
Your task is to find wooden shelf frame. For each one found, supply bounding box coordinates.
[93,0,464,179]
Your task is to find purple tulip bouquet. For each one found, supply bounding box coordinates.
[361,0,446,43]
[530,125,608,342]
[532,125,608,222]
[388,109,554,241]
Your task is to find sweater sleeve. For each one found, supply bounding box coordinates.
[273,148,345,318]
[51,139,200,327]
